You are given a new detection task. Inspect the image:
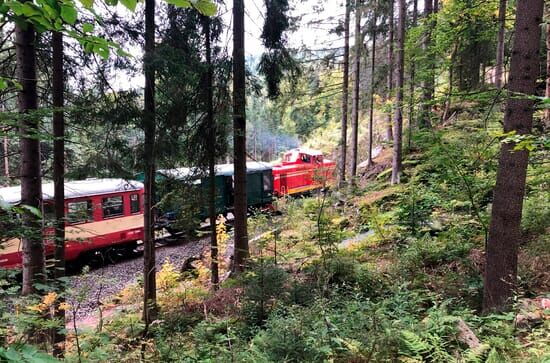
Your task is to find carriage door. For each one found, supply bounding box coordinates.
[280,174,288,195]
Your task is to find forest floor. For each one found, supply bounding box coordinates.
[54,116,550,361]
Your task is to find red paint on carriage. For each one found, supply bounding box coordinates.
[0,179,144,269]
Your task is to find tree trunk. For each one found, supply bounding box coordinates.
[391,0,405,185]
[442,43,458,122]
[51,30,66,357]
[545,4,550,125]
[386,0,394,141]
[367,5,377,168]
[2,134,8,179]
[482,0,544,313]
[407,0,418,151]
[232,0,249,273]
[203,16,218,289]
[16,15,44,296]
[419,0,433,128]
[143,0,157,324]
[495,0,506,89]
[350,0,362,179]
[338,0,351,188]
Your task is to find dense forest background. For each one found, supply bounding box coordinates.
[0,0,549,361]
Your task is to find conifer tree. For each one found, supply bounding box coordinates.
[483,0,544,313]
[143,0,158,323]
[350,0,362,178]
[232,0,248,273]
[16,5,44,296]
[338,0,351,188]
[51,30,66,357]
[391,0,405,185]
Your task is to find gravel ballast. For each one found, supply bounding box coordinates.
[67,238,209,322]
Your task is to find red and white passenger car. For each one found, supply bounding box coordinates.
[0,179,144,269]
[272,148,336,196]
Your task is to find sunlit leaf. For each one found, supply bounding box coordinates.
[93,44,109,59]
[20,204,43,218]
[165,0,192,8]
[192,0,216,15]
[79,0,93,8]
[82,22,94,33]
[119,0,137,11]
[60,4,77,24]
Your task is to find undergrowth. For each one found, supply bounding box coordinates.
[8,116,547,362]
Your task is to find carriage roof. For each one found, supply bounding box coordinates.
[215,161,273,176]
[0,178,143,205]
[157,162,272,180]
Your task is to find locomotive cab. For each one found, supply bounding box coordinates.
[272,148,335,196]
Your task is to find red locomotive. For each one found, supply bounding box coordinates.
[0,179,144,269]
[272,148,336,196]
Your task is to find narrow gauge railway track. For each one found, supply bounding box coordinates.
[67,235,211,323]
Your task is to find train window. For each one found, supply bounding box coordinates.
[67,200,93,224]
[102,196,124,218]
[263,173,272,192]
[301,154,311,163]
[130,194,140,213]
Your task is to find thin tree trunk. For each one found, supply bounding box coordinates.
[482,0,544,313]
[203,16,218,289]
[350,0,362,179]
[442,43,458,122]
[367,5,377,168]
[338,0,351,188]
[495,0,506,89]
[3,134,8,179]
[51,30,66,357]
[545,4,550,125]
[407,0,418,152]
[143,0,157,324]
[16,14,44,296]
[386,0,394,142]
[391,0,405,185]
[419,0,433,128]
[232,0,249,273]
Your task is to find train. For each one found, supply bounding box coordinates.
[0,148,335,269]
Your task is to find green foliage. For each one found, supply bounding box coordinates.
[0,344,59,362]
[522,188,550,236]
[240,260,288,327]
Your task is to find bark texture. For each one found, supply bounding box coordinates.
[482,0,543,313]
[232,0,249,273]
[52,30,66,357]
[16,16,44,296]
[545,4,550,125]
[350,1,362,178]
[338,0,351,188]
[143,0,157,323]
[203,16,219,288]
[385,0,394,141]
[391,0,405,185]
[419,0,433,128]
[495,0,506,89]
[407,0,418,151]
[367,4,377,168]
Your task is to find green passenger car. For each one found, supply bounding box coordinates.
[136,162,273,230]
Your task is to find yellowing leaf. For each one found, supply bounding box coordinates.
[119,0,137,11]
[193,0,217,16]
[165,0,192,8]
[79,0,94,8]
